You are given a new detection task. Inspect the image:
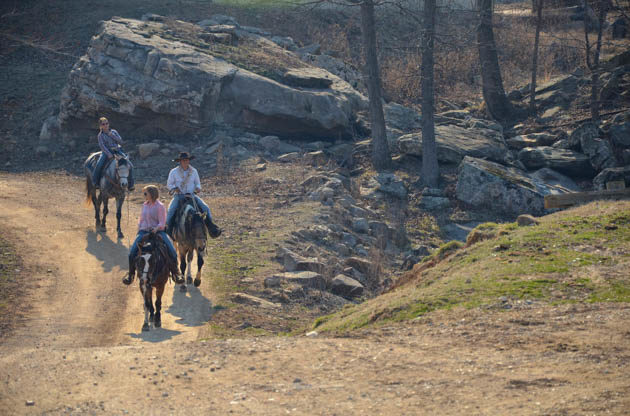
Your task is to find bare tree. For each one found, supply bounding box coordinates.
[530,0,544,115]
[422,0,439,187]
[359,0,392,171]
[477,0,512,121]
[583,0,609,121]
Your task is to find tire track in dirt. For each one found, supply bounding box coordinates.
[0,173,212,350]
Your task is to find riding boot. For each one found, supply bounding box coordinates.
[166,222,174,239]
[205,217,222,239]
[122,260,135,285]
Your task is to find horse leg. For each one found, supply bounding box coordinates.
[101,197,109,231]
[140,280,150,331]
[154,283,164,328]
[186,250,194,285]
[194,251,204,287]
[92,193,100,230]
[143,285,154,331]
[116,197,124,239]
[179,251,187,292]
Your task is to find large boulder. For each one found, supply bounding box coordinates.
[331,274,364,298]
[568,121,600,150]
[580,136,616,171]
[299,53,366,94]
[456,156,574,216]
[610,122,630,147]
[58,17,367,141]
[518,146,595,177]
[398,124,509,164]
[593,166,630,190]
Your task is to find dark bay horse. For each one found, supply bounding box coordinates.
[172,195,207,292]
[135,233,170,331]
[84,152,132,238]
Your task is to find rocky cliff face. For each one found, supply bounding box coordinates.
[58,16,367,141]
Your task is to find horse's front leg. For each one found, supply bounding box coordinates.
[179,250,187,292]
[116,197,125,239]
[154,284,164,328]
[194,251,204,287]
[142,284,154,332]
[101,197,109,231]
[186,251,194,285]
[92,193,101,230]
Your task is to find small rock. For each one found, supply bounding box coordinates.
[352,218,369,234]
[305,331,318,337]
[25,400,35,406]
[517,214,539,226]
[138,142,160,159]
[255,163,267,171]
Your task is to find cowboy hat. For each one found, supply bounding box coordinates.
[173,151,195,162]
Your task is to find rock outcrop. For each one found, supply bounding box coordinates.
[397,124,509,164]
[58,17,367,141]
[456,156,573,216]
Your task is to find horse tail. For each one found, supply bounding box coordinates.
[85,176,94,207]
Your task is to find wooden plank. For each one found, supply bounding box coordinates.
[544,188,630,209]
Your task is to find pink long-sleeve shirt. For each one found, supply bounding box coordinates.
[138,200,166,232]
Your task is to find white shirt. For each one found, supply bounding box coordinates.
[167,166,201,195]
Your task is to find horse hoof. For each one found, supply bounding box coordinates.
[118,231,124,239]
[154,320,161,328]
[186,276,193,284]
[142,323,150,332]
[194,279,201,287]
[179,284,187,292]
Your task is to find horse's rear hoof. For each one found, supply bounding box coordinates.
[154,319,161,328]
[179,284,187,292]
[118,231,124,239]
[186,276,193,284]
[142,323,150,332]
[194,278,201,287]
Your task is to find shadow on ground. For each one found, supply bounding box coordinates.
[167,284,214,327]
[85,229,129,272]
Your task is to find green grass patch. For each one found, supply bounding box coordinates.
[312,202,630,334]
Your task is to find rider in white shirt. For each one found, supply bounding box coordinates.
[165,152,221,238]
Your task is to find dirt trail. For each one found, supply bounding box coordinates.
[1,172,629,415]
[0,173,211,349]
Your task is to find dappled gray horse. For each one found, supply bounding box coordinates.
[172,196,207,292]
[84,152,132,238]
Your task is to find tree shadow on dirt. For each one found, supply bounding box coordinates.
[85,229,128,272]
[166,285,214,327]
[127,327,182,343]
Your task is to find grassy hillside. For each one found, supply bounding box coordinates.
[313,201,630,333]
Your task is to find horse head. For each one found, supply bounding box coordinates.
[136,234,155,283]
[187,209,207,253]
[114,154,131,189]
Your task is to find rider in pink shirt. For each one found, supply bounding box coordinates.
[123,185,183,285]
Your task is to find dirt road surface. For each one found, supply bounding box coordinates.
[1,172,629,415]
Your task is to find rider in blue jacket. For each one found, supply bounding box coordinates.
[93,117,134,191]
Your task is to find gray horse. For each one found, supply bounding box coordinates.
[172,195,207,292]
[84,152,132,238]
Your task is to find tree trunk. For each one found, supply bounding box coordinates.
[360,0,391,171]
[477,0,512,121]
[582,0,607,121]
[529,0,544,115]
[422,0,439,187]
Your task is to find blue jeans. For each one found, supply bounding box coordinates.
[166,194,212,228]
[93,152,134,188]
[129,230,178,263]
